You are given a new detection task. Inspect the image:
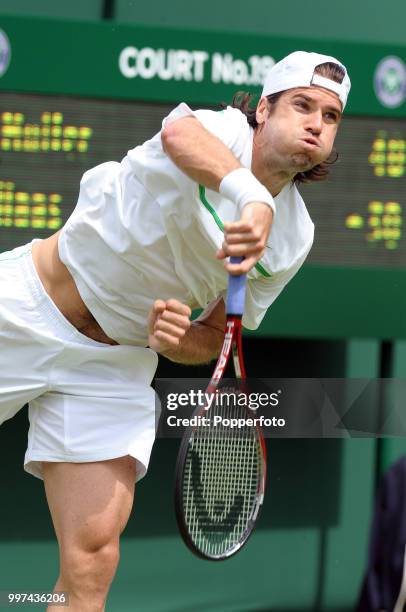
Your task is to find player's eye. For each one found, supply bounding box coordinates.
[295,100,309,110]
[324,111,340,123]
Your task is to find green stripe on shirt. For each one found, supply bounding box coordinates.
[198,184,272,278]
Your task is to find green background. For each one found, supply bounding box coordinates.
[1,0,406,47]
[1,7,406,612]
[0,15,406,116]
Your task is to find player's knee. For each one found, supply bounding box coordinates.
[61,539,120,593]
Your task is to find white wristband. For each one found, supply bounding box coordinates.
[219,168,275,214]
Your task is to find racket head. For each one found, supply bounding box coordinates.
[174,386,266,560]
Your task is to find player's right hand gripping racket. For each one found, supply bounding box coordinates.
[174,257,267,560]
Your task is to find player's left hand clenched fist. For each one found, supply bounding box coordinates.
[216,201,273,275]
[148,299,191,354]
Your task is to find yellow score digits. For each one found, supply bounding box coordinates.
[0,181,62,230]
[1,111,92,154]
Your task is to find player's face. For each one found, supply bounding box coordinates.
[253,86,342,178]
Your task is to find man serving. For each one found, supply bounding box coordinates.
[0,51,350,610]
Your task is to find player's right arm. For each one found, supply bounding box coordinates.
[161,117,274,275]
[161,116,240,191]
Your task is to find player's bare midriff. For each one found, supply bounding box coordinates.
[32,232,119,346]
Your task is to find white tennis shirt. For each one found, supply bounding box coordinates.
[59,103,314,346]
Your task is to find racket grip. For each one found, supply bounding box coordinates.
[226,256,247,316]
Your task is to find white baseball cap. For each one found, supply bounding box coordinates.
[262,51,351,110]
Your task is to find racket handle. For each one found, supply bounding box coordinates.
[226,256,247,316]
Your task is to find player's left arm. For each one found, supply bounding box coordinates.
[148,296,225,365]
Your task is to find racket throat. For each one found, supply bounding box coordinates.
[231,314,246,380]
[232,333,246,380]
[210,319,235,385]
[210,317,246,385]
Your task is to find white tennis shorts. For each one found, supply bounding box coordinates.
[0,241,159,482]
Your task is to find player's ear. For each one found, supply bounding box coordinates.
[255,96,269,125]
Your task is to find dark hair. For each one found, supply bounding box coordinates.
[228,62,345,184]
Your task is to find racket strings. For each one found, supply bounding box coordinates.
[186,439,257,556]
[182,399,261,558]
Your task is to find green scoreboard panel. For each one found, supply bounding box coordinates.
[305,117,406,268]
[1,93,406,270]
[1,15,406,338]
[0,93,174,252]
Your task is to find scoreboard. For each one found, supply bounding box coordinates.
[2,96,406,268]
[305,117,406,268]
[0,93,175,252]
[1,15,406,338]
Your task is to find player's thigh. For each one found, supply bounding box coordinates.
[42,457,137,549]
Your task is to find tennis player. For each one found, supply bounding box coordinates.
[0,51,350,610]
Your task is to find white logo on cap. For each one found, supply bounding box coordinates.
[0,29,11,78]
[374,56,406,109]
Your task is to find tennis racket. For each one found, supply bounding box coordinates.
[174,256,267,560]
